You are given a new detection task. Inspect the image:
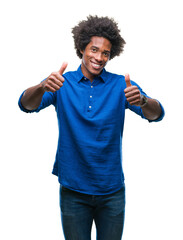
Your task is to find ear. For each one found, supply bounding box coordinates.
[80,49,84,55]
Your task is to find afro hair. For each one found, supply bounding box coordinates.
[72,15,126,60]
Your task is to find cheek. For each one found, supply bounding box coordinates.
[82,52,91,65]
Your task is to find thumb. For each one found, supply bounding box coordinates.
[58,62,68,75]
[125,74,132,88]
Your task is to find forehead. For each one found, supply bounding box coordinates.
[87,36,112,51]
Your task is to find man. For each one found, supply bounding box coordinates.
[18,15,164,240]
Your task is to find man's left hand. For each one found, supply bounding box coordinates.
[124,74,143,106]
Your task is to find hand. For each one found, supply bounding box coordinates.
[124,74,142,106]
[42,62,68,93]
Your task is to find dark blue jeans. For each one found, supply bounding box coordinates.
[59,185,125,240]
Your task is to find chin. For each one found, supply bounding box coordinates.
[90,67,103,76]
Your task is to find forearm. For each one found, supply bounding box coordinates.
[21,83,45,111]
[141,98,162,121]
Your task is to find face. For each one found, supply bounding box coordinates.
[80,36,112,82]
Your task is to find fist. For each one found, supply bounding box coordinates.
[124,74,142,106]
[42,62,68,93]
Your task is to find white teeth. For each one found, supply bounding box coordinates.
[92,63,101,68]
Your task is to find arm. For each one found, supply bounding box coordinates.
[21,83,46,111]
[21,62,68,111]
[140,97,162,121]
[124,74,162,121]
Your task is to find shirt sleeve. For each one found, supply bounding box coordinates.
[18,89,57,113]
[125,80,165,123]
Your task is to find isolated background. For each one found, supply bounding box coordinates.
[0,0,182,239]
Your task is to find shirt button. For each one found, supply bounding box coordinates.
[90,96,92,98]
[89,106,92,109]
[91,86,93,88]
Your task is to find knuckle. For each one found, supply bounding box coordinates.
[54,72,59,78]
[48,76,54,82]
[51,71,57,76]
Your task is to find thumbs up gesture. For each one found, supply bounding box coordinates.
[42,62,68,93]
[124,74,142,106]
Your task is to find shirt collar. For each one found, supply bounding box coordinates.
[76,65,107,83]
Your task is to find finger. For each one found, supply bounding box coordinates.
[125,87,140,97]
[45,81,62,92]
[51,72,65,83]
[126,94,141,103]
[125,74,132,88]
[58,62,68,75]
[128,99,141,105]
[44,84,57,93]
[48,77,63,88]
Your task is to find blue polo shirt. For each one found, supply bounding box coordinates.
[18,65,165,195]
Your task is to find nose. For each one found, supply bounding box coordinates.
[94,52,103,62]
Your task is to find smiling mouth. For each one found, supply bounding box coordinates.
[90,61,103,70]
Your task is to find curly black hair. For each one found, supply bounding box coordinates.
[72,15,126,60]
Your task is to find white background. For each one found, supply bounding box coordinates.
[0,0,182,239]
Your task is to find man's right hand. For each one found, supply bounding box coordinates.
[42,62,68,93]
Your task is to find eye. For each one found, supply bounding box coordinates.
[103,52,110,57]
[91,48,97,53]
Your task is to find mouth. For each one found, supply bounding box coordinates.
[90,61,103,70]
